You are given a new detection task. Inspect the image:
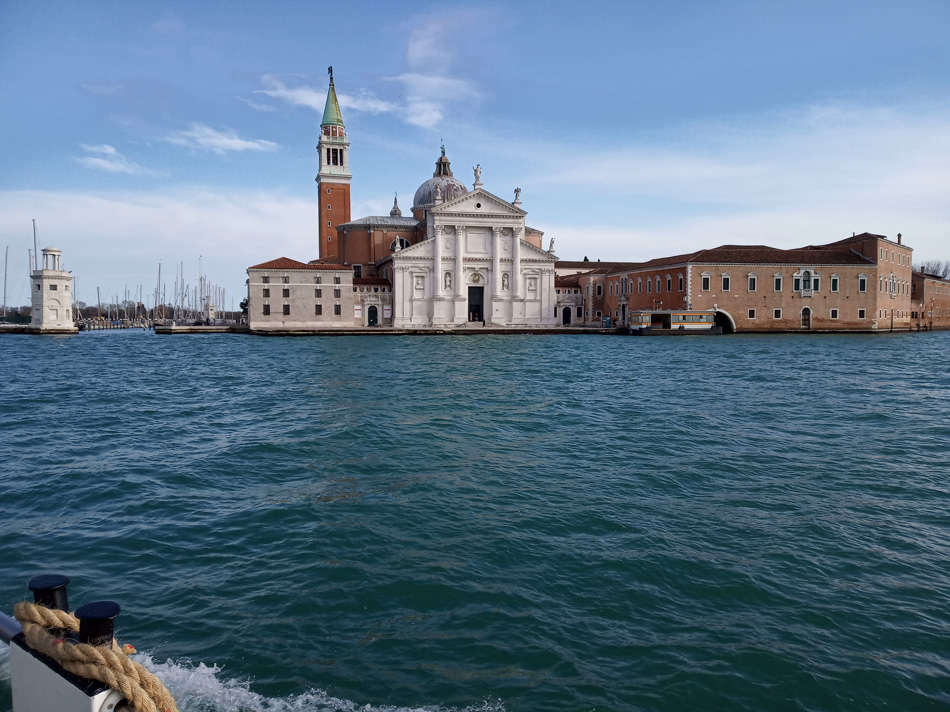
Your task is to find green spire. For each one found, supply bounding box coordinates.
[322,79,344,127]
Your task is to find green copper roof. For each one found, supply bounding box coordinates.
[322,81,344,127]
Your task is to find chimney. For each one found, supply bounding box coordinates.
[897,233,902,245]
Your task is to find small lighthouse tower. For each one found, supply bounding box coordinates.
[316,66,352,260]
[30,247,77,333]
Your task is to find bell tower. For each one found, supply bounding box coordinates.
[316,67,351,260]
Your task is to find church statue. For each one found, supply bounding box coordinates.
[473,164,482,183]
[502,273,509,291]
[434,183,442,201]
[548,237,556,252]
[444,272,452,290]
[514,187,521,202]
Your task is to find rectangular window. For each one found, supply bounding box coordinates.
[859,277,867,292]
[667,276,672,292]
[334,276,341,284]
[678,275,683,291]
[353,265,362,278]
[748,276,756,292]
[315,288,322,298]
[65,284,69,292]
[315,304,322,316]
[831,309,839,319]
[262,288,270,298]
[748,309,756,319]
[858,309,866,319]
[49,284,57,290]
[326,148,331,165]
[793,277,801,291]
[722,276,730,291]
[36,284,41,291]
[262,276,270,284]
[315,276,322,284]
[333,289,341,298]
[812,277,820,292]
[831,277,839,292]
[638,279,642,294]
[334,304,341,316]
[596,311,602,317]
[647,279,652,293]
[701,276,709,291]
[282,304,290,315]
[263,304,270,316]
[773,308,782,319]
[281,276,289,284]
[774,276,782,291]
[656,276,660,292]
[596,284,603,296]
[282,289,290,298]
[576,306,582,318]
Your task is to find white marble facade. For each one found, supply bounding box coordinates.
[380,185,557,327]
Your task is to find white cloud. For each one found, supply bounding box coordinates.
[80,83,124,96]
[0,189,317,303]
[522,101,950,263]
[163,124,279,154]
[235,95,277,112]
[74,144,156,176]
[249,13,483,130]
[254,75,398,117]
[254,74,326,112]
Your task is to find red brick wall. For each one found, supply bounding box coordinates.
[318,183,350,259]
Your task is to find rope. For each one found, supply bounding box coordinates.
[14,602,178,712]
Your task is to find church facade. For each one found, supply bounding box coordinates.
[247,73,557,332]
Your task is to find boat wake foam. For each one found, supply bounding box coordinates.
[133,652,507,712]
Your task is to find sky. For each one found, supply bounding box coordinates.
[1,0,949,309]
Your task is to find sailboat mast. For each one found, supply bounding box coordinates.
[32,219,38,271]
[3,245,7,318]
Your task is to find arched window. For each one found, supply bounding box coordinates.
[390,238,411,251]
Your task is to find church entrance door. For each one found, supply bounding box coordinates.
[368,305,378,326]
[468,286,484,322]
[562,306,571,325]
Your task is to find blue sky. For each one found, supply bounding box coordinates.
[1,0,948,307]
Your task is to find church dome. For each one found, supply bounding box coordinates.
[412,152,468,210]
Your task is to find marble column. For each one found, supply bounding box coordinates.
[492,227,502,298]
[433,225,443,297]
[512,227,523,299]
[455,225,465,298]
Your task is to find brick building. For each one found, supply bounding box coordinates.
[912,270,950,330]
[573,232,915,332]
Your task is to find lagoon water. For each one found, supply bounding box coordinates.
[1,330,949,711]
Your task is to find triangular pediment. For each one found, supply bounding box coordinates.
[519,239,557,262]
[432,188,527,217]
[389,237,433,259]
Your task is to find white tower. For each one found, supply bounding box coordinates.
[30,247,77,333]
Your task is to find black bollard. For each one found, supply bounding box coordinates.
[75,601,121,647]
[28,574,70,611]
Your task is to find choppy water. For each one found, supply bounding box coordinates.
[1,330,949,712]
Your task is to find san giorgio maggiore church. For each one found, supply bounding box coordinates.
[246,73,559,330]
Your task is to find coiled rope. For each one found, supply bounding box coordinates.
[14,601,178,712]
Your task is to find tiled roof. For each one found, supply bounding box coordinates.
[249,257,351,271]
[337,216,421,229]
[555,274,581,288]
[604,244,874,274]
[819,232,888,248]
